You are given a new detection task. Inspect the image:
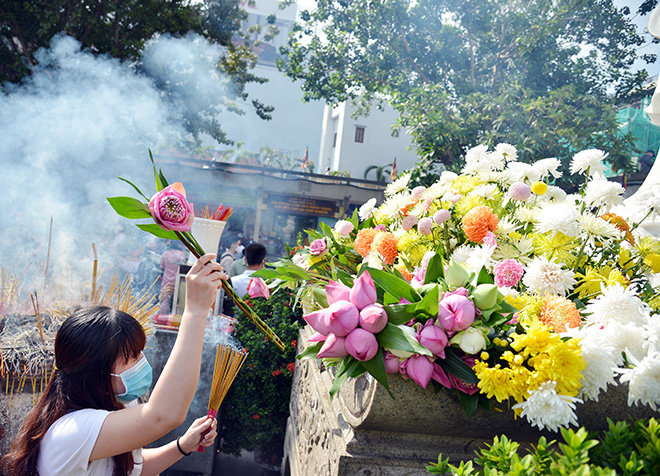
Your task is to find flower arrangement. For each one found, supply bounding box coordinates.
[262,144,660,432]
[106,151,284,350]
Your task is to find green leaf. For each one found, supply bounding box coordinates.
[376,323,431,356]
[361,347,394,399]
[312,287,329,308]
[437,349,478,384]
[107,196,151,219]
[149,149,168,191]
[349,207,359,228]
[296,341,323,360]
[364,267,420,303]
[476,266,495,285]
[251,269,285,280]
[415,284,439,319]
[459,391,480,419]
[384,303,416,325]
[424,245,445,284]
[136,223,178,240]
[329,356,360,400]
[116,176,150,202]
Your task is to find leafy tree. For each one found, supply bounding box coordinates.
[364,163,393,182]
[280,0,655,187]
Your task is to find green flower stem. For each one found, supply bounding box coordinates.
[630,208,654,232]
[174,231,286,351]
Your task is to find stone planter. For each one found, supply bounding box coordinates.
[282,327,659,476]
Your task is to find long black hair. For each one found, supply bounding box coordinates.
[1,306,147,476]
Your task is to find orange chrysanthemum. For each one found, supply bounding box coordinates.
[395,264,412,281]
[354,228,378,257]
[372,232,399,265]
[462,205,499,243]
[539,294,582,333]
[601,212,635,245]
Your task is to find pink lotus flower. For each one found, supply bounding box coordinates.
[309,238,328,256]
[437,288,476,332]
[149,182,195,232]
[432,363,451,389]
[325,300,359,336]
[247,278,270,300]
[317,333,348,358]
[335,220,354,237]
[418,217,433,236]
[325,280,351,305]
[417,319,448,357]
[383,351,400,374]
[349,270,377,310]
[308,331,327,342]
[303,308,330,336]
[359,304,388,334]
[402,354,434,388]
[493,259,524,287]
[345,328,378,361]
[447,356,479,395]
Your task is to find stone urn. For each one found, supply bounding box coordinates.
[282,327,659,476]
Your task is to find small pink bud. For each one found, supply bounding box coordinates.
[417,320,448,357]
[437,288,475,332]
[349,271,377,310]
[384,351,400,374]
[345,328,378,362]
[404,354,434,388]
[359,304,388,334]
[317,333,348,358]
[433,209,451,224]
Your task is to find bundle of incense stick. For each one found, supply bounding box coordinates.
[197,204,234,221]
[197,344,248,452]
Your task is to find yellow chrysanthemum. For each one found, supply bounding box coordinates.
[451,175,484,195]
[635,236,660,258]
[533,232,578,265]
[453,195,487,218]
[644,254,660,273]
[531,181,547,195]
[510,320,556,357]
[531,339,584,396]
[603,267,629,288]
[514,295,543,327]
[474,361,522,403]
[619,248,633,273]
[396,230,431,267]
[575,266,629,299]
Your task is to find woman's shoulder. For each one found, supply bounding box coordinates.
[47,408,110,439]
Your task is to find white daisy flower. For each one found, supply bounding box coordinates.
[570,149,608,177]
[385,173,411,196]
[449,244,475,268]
[533,158,562,179]
[643,315,660,353]
[506,162,541,184]
[492,236,535,263]
[495,143,518,162]
[574,333,618,401]
[512,381,582,432]
[475,169,508,184]
[439,171,458,186]
[617,350,660,411]
[463,145,489,174]
[380,193,412,221]
[483,151,506,171]
[522,256,576,296]
[583,283,650,329]
[583,179,625,211]
[540,185,568,203]
[535,202,580,237]
[514,205,539,224]
[469,183,499,199]
[579,213,623,240]
[495,217,519,235]
[421,182,446,201]
[358,198,377,221]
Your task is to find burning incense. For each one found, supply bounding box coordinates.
[91,243,98,301]
[198,344,248,452]
[42,216,53,293]
[30,292,45,345]
[196,204,234,222]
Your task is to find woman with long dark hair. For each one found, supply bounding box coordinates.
[1,253,226,476]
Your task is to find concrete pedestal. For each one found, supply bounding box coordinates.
[282,328,659,476]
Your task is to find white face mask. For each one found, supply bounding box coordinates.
[236,245,245,254]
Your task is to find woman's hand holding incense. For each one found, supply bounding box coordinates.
[179,416,218,454]
[184,253,228,317]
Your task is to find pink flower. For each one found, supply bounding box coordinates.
[423,199,433,211]
[402,354,434,388]
[432,363,451,389]
[417,319,448,357]
[383,351,400,374]
[303,308,330,336]
[309,238,328,256]
[325,280,351,305]
[402,215,419,231]
[447,356,479,395]
[247,278,270,300]
[359,304,388,334]
[412,186,426,199]
[482,231,497,250]
[509,182,532,201]
[335,220,354,237]
[418,217,433,236]
[349,271,377,310]
[308,332,327,342]
[325,300,359,336]
[345,328,379,361]
[433,209,451,224]
[317,333,349,358]
[437,288,476,332]
[375,224,387,232]
[493,259,524,287]
[149,182,195,232]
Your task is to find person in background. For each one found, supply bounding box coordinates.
[227,238,252,278]
[230,242,267,298]
[639,149,655,175]
[218,232,241,271]
[0,254,226,476]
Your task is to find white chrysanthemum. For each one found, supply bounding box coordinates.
[579,213,623,240]
[483,151,506,171]
[359,198,377,221]
[617,350,660,410]
[512,381,582,432]
[475,169,507,184]
[492,236,535,263]
[463,145,489,174]
[469,183,499,199]
[409,200,428,218]
[583,179,625,211]
[364,251,384,270]
[533,158,562,179]
[498,286,519,299]
[604,323,647,363]
[439,170,458,186]
[583,283,650,328]
[574,334,618,401]
[449,244,475,268]
[541,185,568,203]
[522,256,576,296]
[535,202,580,237]
[421,182,446,201]
[464,244,496,273]
[570,149,608,177]
[385,173,411,196]
[506,162,541,183]
[495,143,518,162]
[514,205,539,224]
[643,316,660,353]
[380,193,412,221]
[496,217,519,235]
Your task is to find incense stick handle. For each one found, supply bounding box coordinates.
[197,408,218,453]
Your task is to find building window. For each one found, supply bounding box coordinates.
[355,126,365,143]
[333,132,337,148]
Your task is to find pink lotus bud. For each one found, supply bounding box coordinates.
[303,308,330,336]
[247,278,270,300]
[447,356,479,395]
[309,238,328,256]
[345,328,378,362]
[432,363,451,389]
[417,320,448,357]
[317,333,348,358]
[437,288,475,332]
[350,270,377,310]
[383,351,400,374]
[403,354,434,388]
[308,332,327,342]
[325,280,351,305]
[325,300,359,337]
[359,304,388,334]
[149,182,195,232]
